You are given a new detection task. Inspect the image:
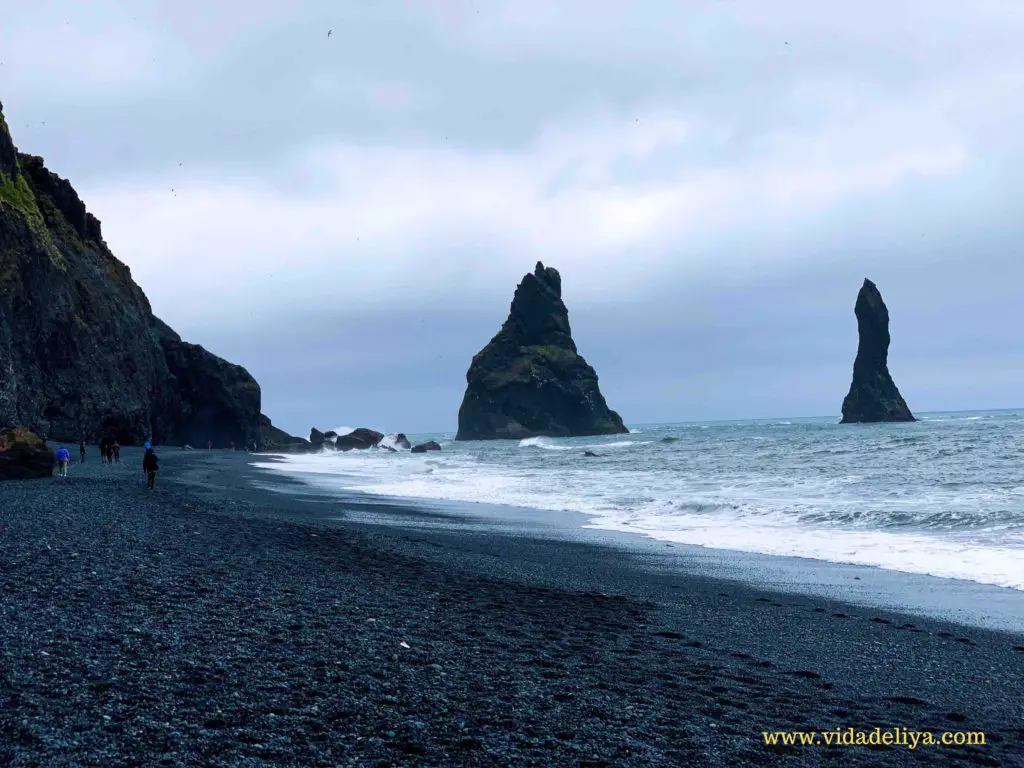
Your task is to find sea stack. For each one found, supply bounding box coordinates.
[840,279,915,424]
[455,262,627,440]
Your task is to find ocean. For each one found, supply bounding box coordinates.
[254,410,1024,591]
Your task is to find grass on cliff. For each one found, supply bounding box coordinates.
[0,426,46,449]
[0,169,67,270]
[0,171,38,218]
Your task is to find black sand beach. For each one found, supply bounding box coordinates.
[1,448,1022,767]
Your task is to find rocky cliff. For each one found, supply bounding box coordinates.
[840,278,915,424]
[0,99,288,447]
[456,262,627,440]
[261,415,309,450]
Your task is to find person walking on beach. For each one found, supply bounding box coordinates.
[55,445,71,478]
[79,440,86,463]
[142,443,159,489]
[99,437,107,464]
[113,440,121,463]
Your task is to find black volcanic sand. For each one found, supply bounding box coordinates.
[1,449,1022,767]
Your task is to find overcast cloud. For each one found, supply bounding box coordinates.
[2,0,1023,435]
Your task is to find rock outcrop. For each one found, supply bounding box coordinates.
[152,319,263,448]
[0,100,292,447]
[308,426,385,451]
[336,428,384,451]
[260,415,309,451]
[0,426,54,480]
[456,262,627,440]
[840,279,915,424]
[410,440,441,453]
[393,433,411,450]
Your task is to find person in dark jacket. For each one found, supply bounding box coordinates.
[142,443,159,489]
[79,440,86,463]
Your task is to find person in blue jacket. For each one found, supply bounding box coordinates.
[55,445,71,477]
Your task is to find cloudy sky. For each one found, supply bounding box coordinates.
[3,0,1024,435]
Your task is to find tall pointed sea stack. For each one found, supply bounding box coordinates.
[455,262,627,440]
[840,278,915,423]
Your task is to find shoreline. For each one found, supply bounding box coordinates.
[2,447,1022,766]
[252,451,1024,634]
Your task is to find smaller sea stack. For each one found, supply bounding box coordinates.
[840,278,915,424]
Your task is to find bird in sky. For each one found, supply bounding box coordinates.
[327,29,332,37]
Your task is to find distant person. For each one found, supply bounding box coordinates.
[79,440,86,463]
[142,442,159,489]
[113,441,121,463]
[99,437,107,464]
[230,441,235,451]
[207,440,212,450]
[55,445,71,477]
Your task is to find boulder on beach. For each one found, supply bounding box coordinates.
[0,426,55,480]
[840,279,915,424]
[323,430,338,440]
[410,440,441,453]
[394,433,412,450]
[336,428,384,451]
[309,428,326,448]
[455,262,627,440]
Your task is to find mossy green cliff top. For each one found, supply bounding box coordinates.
[0,97,288,448]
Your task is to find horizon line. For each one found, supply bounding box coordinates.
[299,405,1022,438]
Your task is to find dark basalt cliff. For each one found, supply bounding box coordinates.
[0,99,290,447]
[456,262,627,440]
[840,278,915,424]
[260,414,308,450]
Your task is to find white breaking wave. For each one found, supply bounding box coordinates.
[518,437,572,451]
[584,508,1024,591]
[517,437,649,451]
[255,416,1024,592]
